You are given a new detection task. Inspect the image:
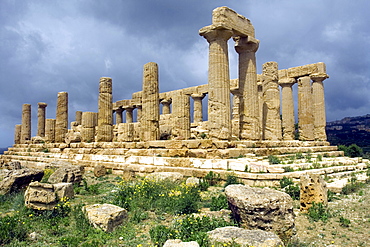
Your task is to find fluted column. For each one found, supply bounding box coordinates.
[311,73,329,141]
[125,107,134,123]
[136,104,142,122]
[200,26,233,140]
[141,62,160,141]
[55,92,68,143]
[115,108,123,124]
[81,112,97,142]
[20,104,31,143]
[231,92,241,138]
[14,124,21,144]
[75,111,82,125]
[172,91,191,139]
[45,119,56,143]
[37,102,47,137]
[279,78,296,140]
[97,77,113,142]
[191,94,205,123]
[234,36,260,140]
[161,99,172,115]
[262,61,282,140]
[298,76,314,140]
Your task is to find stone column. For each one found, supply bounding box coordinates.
[234,36,260,140]
[262,62,282,141]
[125,107,134,123]
[75,111,82,125]
[37,102,47,137]
[141,62,160,141]
[115,108,123,124]
[45,119,56,143]
[298,76,314,141]
[20,104,31,143]
[200,26,233,140]
[81,112,97,142]
[97,77,113,142]
[55,92,68,143]
[161,99,171,115]
[14,124,21,144]
[311,73,329,141]
[136,104,142,122]
[191,94,205,123]
[172,91,191,139]
[231,92,241,138]
[279,78,296,140]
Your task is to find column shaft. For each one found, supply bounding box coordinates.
[311,73,328,141]
[14,124,21,144]
[21,104,31,143]
[115,108,123,124]
[298,76,314,140]
[37,102,47,137]
[45,119,56,143]
[81,112,97,142]
[75,111,82,125]
[125,108,134,123]
[55,92,68,143]
[191,94,204,123]
[172,91,191,139]
[161,99,171,115]
[97,77,113,142]
[279,79,295,140]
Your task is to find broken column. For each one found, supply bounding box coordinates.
[45,119,56,143]
[300,174,328,213]
[20,104,31,143]
[81,112,97,142]
[262,62,282,140]
[97,77,113,142]
[191,94,204,123]
[14,124,21,144]
[75,111,82,125]
[141,62,160,141]
[234,36,260,140]
[199,26,233,140]
[298,76,314,140]
[37,102,47,137]
[55,92,68,143]
[279,76,296,140]
[311,73,329,141]
[172,91,191,140]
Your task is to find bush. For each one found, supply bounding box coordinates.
[339,144,363,157]
[224,174,243,187]
[210,194,228,211]
[280,176,294,188]
[339,216,351,227]
[307,202,331,222]
[285,184,300,200]
[283,166,294,172]
[268,155,281,164]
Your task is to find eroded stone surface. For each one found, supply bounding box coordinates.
[300,174,328,213]
[0,168,44,195]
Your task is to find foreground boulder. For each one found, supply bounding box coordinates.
[207,226,284,247]
[48,165,83,184]
[163,239,199,247]
[0,168,44,195]
[83,204,127,232]
[24,181,74,210]
[225,184,295,242]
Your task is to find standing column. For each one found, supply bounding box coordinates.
[262,62,282,141]
[97,77,113,142]
[115,108,123,124]
[81,112,97,142]
[200,26,233,140]
[141,62,160,141]
[45,119,56,143]
[298,76,314,140]
[191,94,205,123]
[125,107,134,123]
[55,92,68,143]
[20,104,31,143]
[172,91,191,139]
[311,73,329,141]
[234,36,260,140]
[14,124,21,144]
[75,111,82,125]
[279,78,296,140]
[161,99,171,114]
[37,102,47,137]
[231,92,241,138]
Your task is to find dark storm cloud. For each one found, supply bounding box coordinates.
[1,0,369,147]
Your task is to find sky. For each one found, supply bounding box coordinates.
[1,0,369,147]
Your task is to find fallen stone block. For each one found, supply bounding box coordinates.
[83,204,127,232]
[0,168,44,195]
[163,239,200,247]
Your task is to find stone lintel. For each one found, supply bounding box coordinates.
[277,62,327,79]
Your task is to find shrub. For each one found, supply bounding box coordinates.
[210,194,228,211]
[339,144,363,157]
[339,216,351,227]
[285,184,300,200]
[204,171,221,186]
[41,168,55,183]
[280,176,294,188]
[307,202,331,222]
[268,155,281,164]
[283,166,294,172]
[327,190,340,202]
[224,174,243,187]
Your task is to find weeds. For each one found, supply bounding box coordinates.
[210,194,228,211]
[268,155,281,164]
[307,202,331,222]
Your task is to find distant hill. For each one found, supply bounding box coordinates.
[0,147,8,155]
[326,114,370,152]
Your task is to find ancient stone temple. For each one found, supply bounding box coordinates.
[4,6,366,188]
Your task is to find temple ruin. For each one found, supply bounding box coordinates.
[1,7,367,186]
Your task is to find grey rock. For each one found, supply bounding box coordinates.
[0,168,44,195]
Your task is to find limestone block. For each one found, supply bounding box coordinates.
[207,226,284,247]
[121,167,135,181]
[96,125,113,142]
[65,129,81,144]
[300,174,328,213]
[163,239,200,247]
[83,204,127,232]
[146,172,184,182]
[0,168,44,195]
[186,177,200,186]
[48,166,82,184]
[94,165,106,177]
[225,184,295,242]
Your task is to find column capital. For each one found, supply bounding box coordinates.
[278,77,296,87]
[38,102,47,108]
[123,106,134,112]
[115,107,123,113]
[233,36,259,53]
[310,73,329,82]
[191,93,205,100]
[199,25,233,43]
[160,98,172,104]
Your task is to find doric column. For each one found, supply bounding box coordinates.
[279,78,296,140]
[115,108,123,124]
[234,36,260,140]
[55,92,68,143]
[37,102,47,137]
[14,124,21,144]
[81,112,97,142]
[191,94,205,123]
[45,119,56,143]
[20,104,31,143]
[172,91,191,139]
[161,99,172,115]
[311,73,329,141]
[97,77,113,142]
[262,61,282,141]
[231,92,241,138]
[125,107,134,123]
[298,76,314,140]
[199,26,233,140]
[136,104,142,122]
[75,111,82,125]
[141,62,160,141]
